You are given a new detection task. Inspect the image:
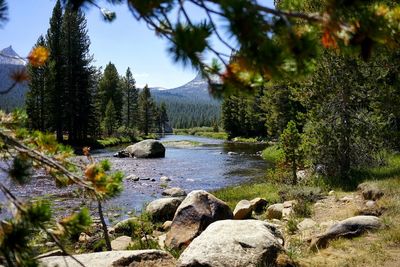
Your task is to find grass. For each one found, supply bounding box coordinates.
[261,144,284,164]
[213,183,280,210]
[174,127,228,140]
[97,137,132,147]
[96,133,159,148]
[231,137,262,143]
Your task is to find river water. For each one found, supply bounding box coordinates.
[0,135,269,220]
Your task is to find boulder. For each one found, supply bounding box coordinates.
[177,220,284,267]
[233,200,253,219]
[358,183,384,201]
[266,203,284,220]
[117,139,166,158]
[311,215,382,250]
[39,250,176,267]
[165,190,233,249]
[111,236,132,250]
[162,187,187,197]
[250,197,268,213]
[227,151,238,155]
[146,197,182,222]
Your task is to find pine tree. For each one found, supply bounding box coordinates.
[122,67,138,128]
[159,102,169,133]
[98,62,123,125]
[62,5,96,142]
[280,120,303,184]
[46,0,64,142]
[103,99,117,136]
[26,36,48,131]
[138,85,154,135]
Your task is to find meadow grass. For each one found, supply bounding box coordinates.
[213,183,280,210]
[261,144,284,163]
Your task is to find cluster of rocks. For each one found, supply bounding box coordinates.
[39,182,386,267]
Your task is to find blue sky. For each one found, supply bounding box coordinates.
[0,0,274,88]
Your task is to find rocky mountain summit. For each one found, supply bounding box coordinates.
[0,46,28,111]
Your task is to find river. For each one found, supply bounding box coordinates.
[0,135,270,220]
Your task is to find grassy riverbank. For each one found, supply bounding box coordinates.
[213,152,400,266]
[96,134,158,148]
[173,127,269,142]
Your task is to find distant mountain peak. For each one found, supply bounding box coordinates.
[0,46,26,65]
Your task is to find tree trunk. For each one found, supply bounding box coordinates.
[97,199,112,251]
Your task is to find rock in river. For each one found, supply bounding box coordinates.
[162,187,187,197]
[177,220,284,267]
[165,190,233,249]
[115,139,165,158]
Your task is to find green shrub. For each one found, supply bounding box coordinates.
[262,145,284,164]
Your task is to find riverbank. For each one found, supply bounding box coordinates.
[173,127,270,143]
[211,152,400,266]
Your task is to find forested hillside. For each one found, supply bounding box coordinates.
[152,73,221,128]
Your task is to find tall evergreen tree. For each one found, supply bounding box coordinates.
[26,36,48,131]
[159,102,169,133]
[103,99,117,136]
[122,67,138,128]
[98,62,123,125]
[62,5,96,142]
[46,0,64,142]
[138,85,154,135]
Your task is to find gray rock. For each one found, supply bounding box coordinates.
[177,220,284,267]
[160,176,171,182]
[126,174,139,181]
[227,151,238,155]
[165,190,233,249]
[266,203,284,220]
[39,250,176,267]
[311,215,382,250]
[162,187,187,197]
[297,218,317,231]
[233,200,253,219]
[250,197,268,213]
[146,197,182,222]
[358,183,384,201]
[111,235,132,250]
[117,139,166,158]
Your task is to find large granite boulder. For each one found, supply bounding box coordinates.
[145,197,183,222]
[39,250,176,267]
[165,190,233,249]
[311,215,382,250]
[177,220,284,267]
[115,139,165,158]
